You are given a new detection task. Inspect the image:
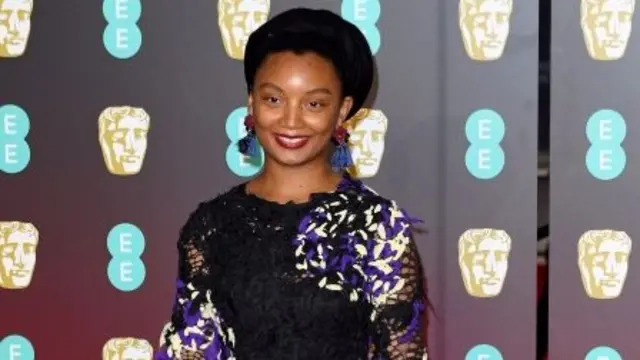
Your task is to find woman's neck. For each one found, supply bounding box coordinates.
[248,160,343,204]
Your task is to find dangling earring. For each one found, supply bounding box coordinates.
[238,114,259,157]
[330,125,353,170]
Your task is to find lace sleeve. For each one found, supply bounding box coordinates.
[368,202,428,360]
[156,203,233,360]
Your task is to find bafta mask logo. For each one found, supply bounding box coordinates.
[458,228,511,298]
[98,106,150,176]
[581,0,635,61]
[459,0,513,61]
[102,338,153,360]
[0,0,32,58]
[217,0,270,60]
[0,221,38,290]
[344,108,388,178]
[578,230,632,299]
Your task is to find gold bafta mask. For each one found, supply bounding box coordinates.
[578,230,632,299]
[98,106,150,176]
[344,108,388,179]
[102,338,153,360]
[0,0,33,58]
[218,0,270,60]
[458,228,511,298]
[0,221,38,290]
[459,0,513,61]
[581,0,635,61]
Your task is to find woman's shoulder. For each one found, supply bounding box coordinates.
[179,183,247,232]
[330,177,419,230]
[307,178,422,250]
[339,177,402,212]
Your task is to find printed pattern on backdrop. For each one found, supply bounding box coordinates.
[0,222,37,358]
[343,108,387,179]
[107,223,147,292]
[218,0,270,61]
[98,106,151,177]
[580,0,634,61]
[459,0,513,62]
[459,1,512,359]
[464,108,506,180]
[341,0,382,54]
[585,109,626,180]
[0,0,32,58]
[102,0,143,59]
[458,228,511,299]
[577,230,631,300]
[102,338,153,360]
[0,0,155,357]
[550,0,636,358]
[0,104,30,174]
[452,0,537,358]
[0,221,38,290]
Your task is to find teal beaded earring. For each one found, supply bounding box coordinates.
[330,126,353,170]
[238,114,259,157]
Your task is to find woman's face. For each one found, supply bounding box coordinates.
[249,51,353,168]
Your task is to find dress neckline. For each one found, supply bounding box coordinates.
[238,172,354,208]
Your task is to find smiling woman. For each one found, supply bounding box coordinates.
[249,50,351,167]
[157,7,428,360]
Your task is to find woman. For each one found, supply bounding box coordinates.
[157,7,428,360]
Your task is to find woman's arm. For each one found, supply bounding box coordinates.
[368,202,428,360]
[156,204,233,360]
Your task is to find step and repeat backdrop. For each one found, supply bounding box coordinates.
[550,0,639,359]
[442,0,538,359]
[0,0,538,359]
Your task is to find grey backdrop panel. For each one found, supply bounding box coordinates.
[550,1,640,358]
[442,0,539,358]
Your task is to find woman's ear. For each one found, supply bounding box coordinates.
[247,93,254,115]
[336,96,354,128]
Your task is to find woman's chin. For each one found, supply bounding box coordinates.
[263,149,322,168]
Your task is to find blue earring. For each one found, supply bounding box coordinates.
[330,126,353,170]
[238,114,259,157]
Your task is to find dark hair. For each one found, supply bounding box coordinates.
[244,7,374,119]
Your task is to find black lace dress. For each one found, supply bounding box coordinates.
[156,174,428,360]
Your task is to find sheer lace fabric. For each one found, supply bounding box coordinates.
[156,175,428,360]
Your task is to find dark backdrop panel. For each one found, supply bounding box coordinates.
[443,0,539,358]
[0,0,441,358]
[550,1,640,359]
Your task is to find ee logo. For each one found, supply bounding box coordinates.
[0,104,31,174]
[107,223,146,291]
[585,346,622,360]
[341,0,382,54]
[225,107,264,177]
[103,0,143,59]
[0,335,35,360]
[585,109,626,181]
[465,109,506,180]
[465,344,503,360]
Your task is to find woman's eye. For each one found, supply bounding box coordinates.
[309,101,325,109]
[264,96,280,104]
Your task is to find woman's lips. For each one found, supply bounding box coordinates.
[273,134,310,149]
